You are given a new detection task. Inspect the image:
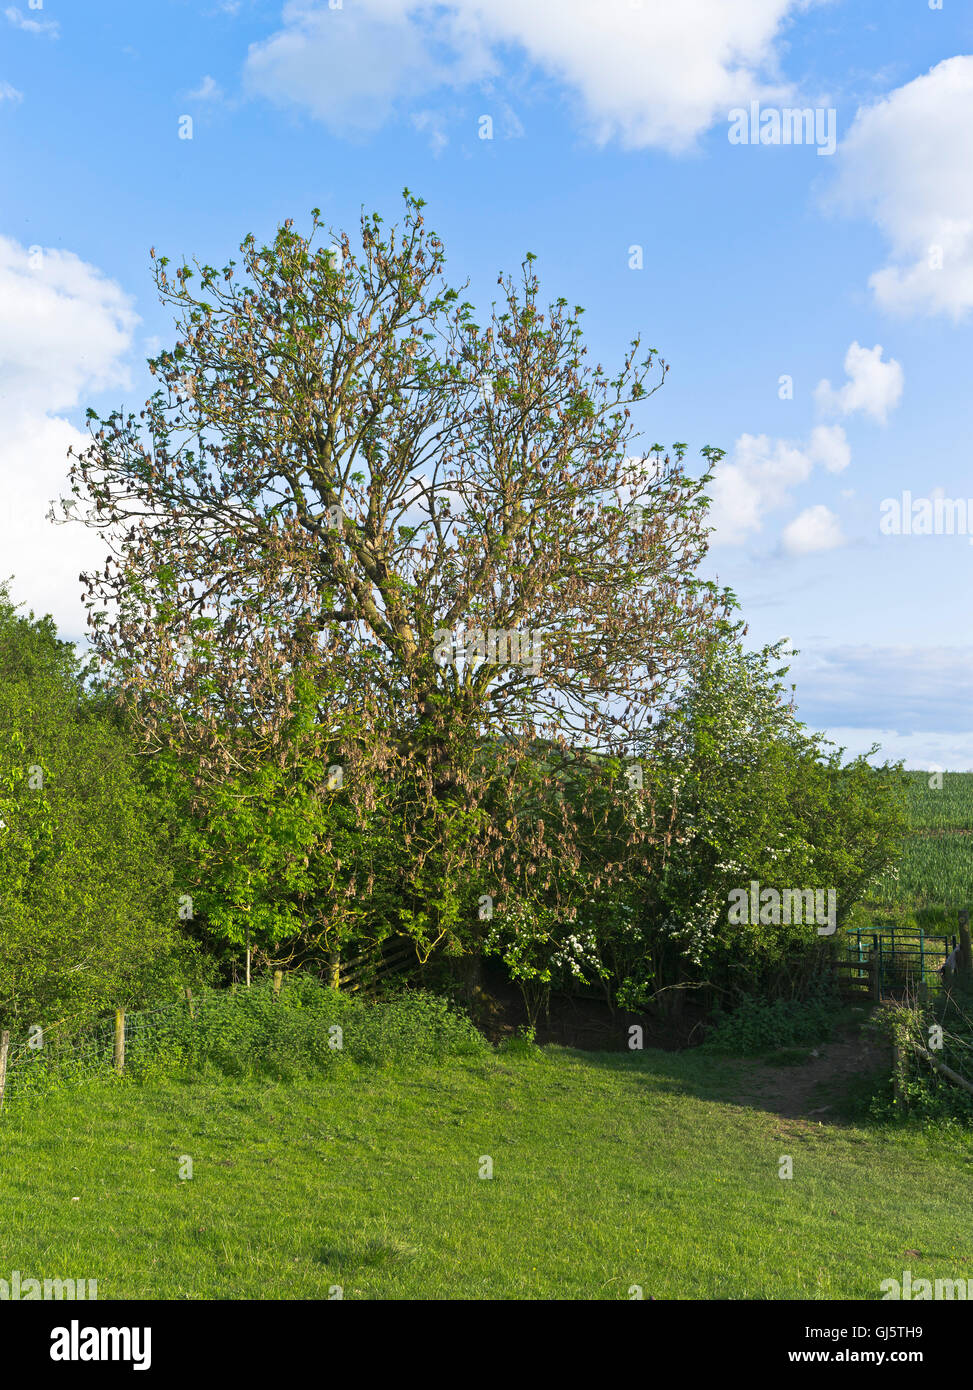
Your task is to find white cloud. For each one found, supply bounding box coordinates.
[0,237,138,640]
[814,341,903,424]
[708,426,851,550]
[411,109,449,155]
[830,56,973,319]
[792,647,973,757]
[0,238,136,415]
[244,0,809,150]
[245,2,491,135]
[5,5,59,37]
[822,728,973,771]
[188,74,224,101]
[711,344,898,548]
[0,80,23,102]
[807,423,850,474]
[781,503,844,554]
[707,433,813,545]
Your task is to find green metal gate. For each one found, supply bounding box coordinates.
[845,926,955,996]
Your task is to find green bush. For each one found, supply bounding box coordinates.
[701,991,842,1056]
[2,978,487,1101]
[126,978,487,1080]
[0,588,207,1029]
[595,637,909,1011]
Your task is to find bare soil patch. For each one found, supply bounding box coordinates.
[724,1028,888,1123]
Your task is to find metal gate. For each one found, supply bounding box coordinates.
[845,926,955,996]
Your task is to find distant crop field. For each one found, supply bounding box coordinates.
[873,772,973,913]
[902,771,973,831]
[889,835,973,910]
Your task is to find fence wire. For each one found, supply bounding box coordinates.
[0,1000,190,1108]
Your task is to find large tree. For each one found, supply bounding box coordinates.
[66,192,731,968]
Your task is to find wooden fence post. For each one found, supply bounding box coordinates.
[184,987,195,1021]
[0,1030,9,1112]
[272,970,283,999]
[113,1008,125,1075]
[329,949,340,990]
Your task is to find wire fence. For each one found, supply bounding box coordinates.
[0,1000,190,1110]
[0,939,424,1111]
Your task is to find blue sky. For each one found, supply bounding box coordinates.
[1,0,972,766]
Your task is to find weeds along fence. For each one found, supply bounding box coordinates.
[890,988,973,1108]
[883,910,973,1110]
[0,937,427,1112]
[0,1001,189,1110]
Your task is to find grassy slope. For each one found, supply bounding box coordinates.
[2,1046,968,1300]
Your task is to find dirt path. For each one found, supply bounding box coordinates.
[726,1029,889,1123]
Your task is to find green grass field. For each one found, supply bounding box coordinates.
[2,1045,969,1300]
[3,773,972,1303]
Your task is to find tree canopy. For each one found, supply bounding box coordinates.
[67,192,733,968]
